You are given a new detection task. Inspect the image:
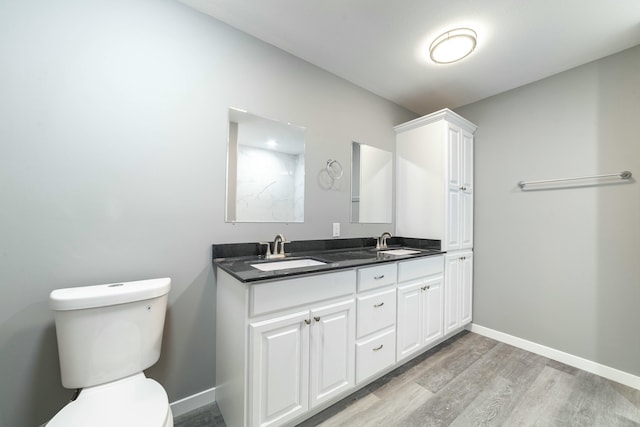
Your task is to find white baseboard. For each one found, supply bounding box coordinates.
[467,323,640,391]
[170,386,216,418]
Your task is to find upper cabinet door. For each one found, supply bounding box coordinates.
[446,183,461,251]
[460,130,474,249]
[447,124,474,251]
[461,130,474,191]
[447,125,461,188]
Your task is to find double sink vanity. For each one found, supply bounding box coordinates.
[213,235,472,427]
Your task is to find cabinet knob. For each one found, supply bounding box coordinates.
[314,316,321,322]
[374,275,385,280]
[304,319,311,325]
[373,302,384,308]
[426,285,431,290]
[373,344,384,351]
[421,286,427,291]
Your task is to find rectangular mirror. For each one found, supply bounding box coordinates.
[351,142,393,223]
[226,108,306,222]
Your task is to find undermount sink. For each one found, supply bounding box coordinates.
[378,249,422,256]
[250,258,327,272]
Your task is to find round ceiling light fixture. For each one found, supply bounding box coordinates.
[429,28,477,64]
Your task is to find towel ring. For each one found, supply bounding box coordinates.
[326,159,343,180]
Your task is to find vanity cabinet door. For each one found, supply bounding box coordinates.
[397,274,444,361]
[249,311,310,427]
[422,276,444,347]
[309,299,355,409]
[396,281,423,361]
[444,251,473,335]
[444,254,461,334]
[460,252,473,325]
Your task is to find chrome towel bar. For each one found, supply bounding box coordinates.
[518,170,632,189]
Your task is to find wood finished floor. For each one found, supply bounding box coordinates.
[175,331,640,427]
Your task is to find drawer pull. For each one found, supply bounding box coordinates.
[373,344,384,351]
[373,302,384,308]
[314,316,321,322]
[304,319,311,325]
[374,275,385,280]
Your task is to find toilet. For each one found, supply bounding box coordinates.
[47,277,173,427]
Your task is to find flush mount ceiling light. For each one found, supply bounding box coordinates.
[429,28,477,64]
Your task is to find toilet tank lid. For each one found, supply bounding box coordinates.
[50,278,171,311]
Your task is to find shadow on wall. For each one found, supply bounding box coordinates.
[146,265,217,403]
[595,50,640,377]
[0,301,71,427]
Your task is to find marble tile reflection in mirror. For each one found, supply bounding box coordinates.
[351,142,392,223]
[226,108,305,222]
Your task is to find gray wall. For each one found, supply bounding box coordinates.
[0,1,415,425]
[457,45,640,378]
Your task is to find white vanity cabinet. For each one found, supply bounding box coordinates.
[444,250,473,334]
[215,253,459,427]
[395,108,476,252]
[354,264,397,383]
[396,256,444,361]
[216,269,356,427]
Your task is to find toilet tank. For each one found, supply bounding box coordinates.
[49,278,171,389]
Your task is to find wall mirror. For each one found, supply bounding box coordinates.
[351,142,393,223]
[226,108,306,222]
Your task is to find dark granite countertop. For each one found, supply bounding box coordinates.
[212,237,444,283]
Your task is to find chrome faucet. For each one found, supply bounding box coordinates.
[377,232,392,250]
[267,234,289,258]
[261,234,289,259]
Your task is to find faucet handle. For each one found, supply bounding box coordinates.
[259,242,272,258]
[279,239,291,255]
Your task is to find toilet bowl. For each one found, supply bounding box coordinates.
[47,373,173,427]
[47,278,173,427]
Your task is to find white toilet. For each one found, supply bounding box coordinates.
[47,277,173,427]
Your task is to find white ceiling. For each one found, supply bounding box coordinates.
[179,0,640,115]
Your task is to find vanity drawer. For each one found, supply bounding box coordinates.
[250,270,355,317]
[357,263,397,293]
[398,256,443,283]
[356,288,396,338]
[356,328,396,383]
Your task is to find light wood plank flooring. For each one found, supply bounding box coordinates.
[175,331,640,427]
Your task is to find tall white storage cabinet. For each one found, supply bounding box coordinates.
[395,108,476,332]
